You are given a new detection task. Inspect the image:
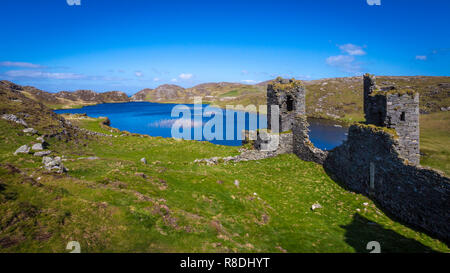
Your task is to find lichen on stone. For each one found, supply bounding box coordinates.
[354,123,399,139]
[369,88,417,98]
[270,77,304,92]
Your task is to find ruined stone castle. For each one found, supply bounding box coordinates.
[363,74,420,165]
[267,77,306,132]
[246,75,450,242]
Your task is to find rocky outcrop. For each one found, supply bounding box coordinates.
[23,128,38,135]
[194,148,279,165]
[42,156,67,173]
[34,151,51,157]
[2,114,28,127]
[14,145,30,155]
[31,143,43,151]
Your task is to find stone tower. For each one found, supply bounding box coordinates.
[267,77,306,132]
[363,74,420,165]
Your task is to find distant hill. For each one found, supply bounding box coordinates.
[130,88,153,101]
[2,75,449,122]
[302,76,450,122]
[0,80,130,109]
[130,76,450,122]
[130,82,266,108]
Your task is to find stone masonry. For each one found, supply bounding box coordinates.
[267,77,306,132]
[363,74,420,165]
[324,124,450,242]
[245,77,321,157]
[246,77,337,160]
[292,115,328,164]
[242,74,448,242]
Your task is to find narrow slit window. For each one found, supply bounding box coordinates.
[377,111,383,126]
[286,96,294,112]
[400,112,406,121]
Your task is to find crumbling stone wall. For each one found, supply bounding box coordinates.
[267,77,306,132]
[253,130,293,154]
[324,124,450,242]
[292,115,328,164]
[243,129,293,154]
[251,77,328,162]
[363,73,378,120]
[253,74,447,242]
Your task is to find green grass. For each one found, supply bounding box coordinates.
[0,117,448,253]
[219,89,240,97]
[420,112,450,175]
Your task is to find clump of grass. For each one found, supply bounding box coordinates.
[0,114,448,253]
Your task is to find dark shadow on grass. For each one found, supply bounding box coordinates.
[341,213,438,253]
[322,155,450,247]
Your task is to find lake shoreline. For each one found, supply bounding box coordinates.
[53,101,351,127]
[54,101,349,150]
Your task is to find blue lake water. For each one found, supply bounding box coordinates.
[54,102,348,150]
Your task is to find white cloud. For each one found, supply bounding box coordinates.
[241,70,249,75]
[241,80,256,84]
[339,44,366,56]
[179,73,193,80]
[326,43,366,74]
[415,55,427,61]
[171,78,178,82]
[326,55,361,73]
[153,77,160,82]
[5,70,84,80]
[135,71,143,77]
[0,61,44,68]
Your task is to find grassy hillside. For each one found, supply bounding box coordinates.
[420,112,450,175]
[6,75,448,120]
[131,82,266,109]
[0,86,448,252]
[127,76,449,122]
[0,80,130,110]
[303,76,450,122]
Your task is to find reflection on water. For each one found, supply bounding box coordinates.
[55,102,347,149]
[308,118,348,150]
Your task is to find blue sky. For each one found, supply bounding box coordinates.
[0,0,449,94]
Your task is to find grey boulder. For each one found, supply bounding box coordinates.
[23,128,38,134]
[14,145,30,155]
[42,156,67,173]
[34,151,52,157]
[2,114,28,127]
[32,143,44,151]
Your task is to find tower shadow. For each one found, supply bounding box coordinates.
[341,214,438,253]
